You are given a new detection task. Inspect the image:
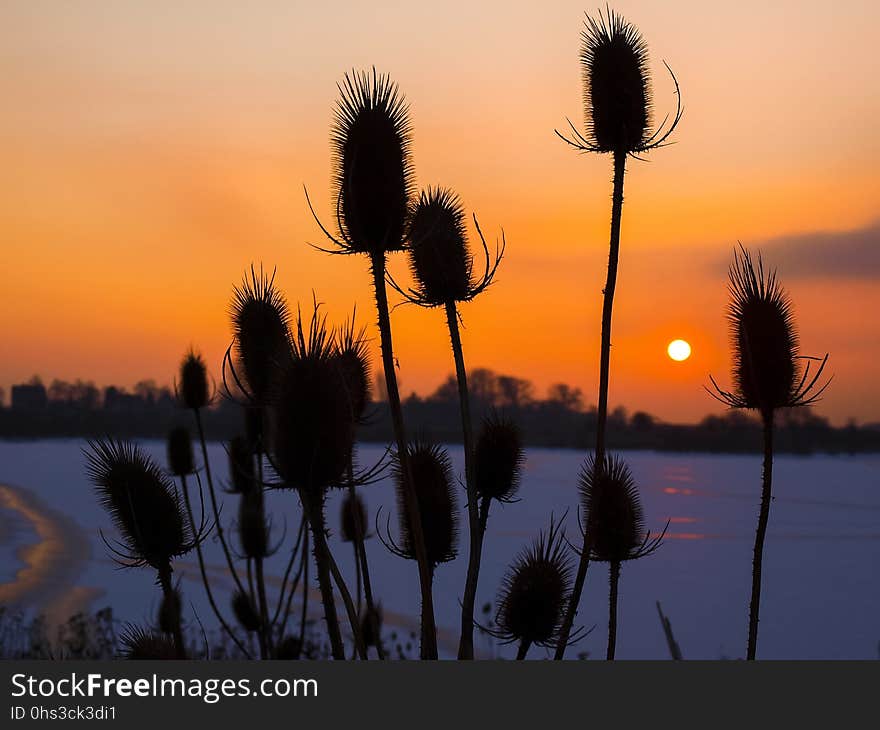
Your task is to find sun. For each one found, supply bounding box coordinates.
[667,339,692,362]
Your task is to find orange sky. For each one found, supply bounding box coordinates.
[2,1,878,424]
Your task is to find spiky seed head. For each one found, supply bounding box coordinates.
[360,604,383,648]
[227,435,256,495]
[157,586,182,635]
[581,9,651,153]
[335,317,371,423]
[496,522,572,648]
[230,266,291,404]
[580,454,646,563]
[332,68,413,256]
[179,349,209,410]
[86,438,193,570]
[166,426,194,477]
[119,624,178,660]
[237,488,268,559]
[474,412,524,503]
[231,590,262,633]
[340,491,367,543]
[274,635,302,659]
[266,306,354,494]
[393,441,458,567]
[728,246,798,414]
[407,187,473,305]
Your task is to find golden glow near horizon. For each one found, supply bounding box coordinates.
[667,340,692,362]
[1,1,878,424]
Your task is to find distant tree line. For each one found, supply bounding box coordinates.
[1,369,877,454]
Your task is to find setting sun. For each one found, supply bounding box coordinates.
[667,339,692,362]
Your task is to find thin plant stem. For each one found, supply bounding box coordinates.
[747,410,775,660]
[301,492,345,659]
[369,251,437,659]
[157,564,186,659]
[607,560,620,661]
[296,524,310,651]
[254,448,272,657]
[356,525,385,660]
[272,517,306,626]
[447,301,481,661]
[325,540,367,660]
[180,474,251,659]
[555,148,627,659]
[276,524,308,641]
[192,409,248,600]
[516,639,532,661]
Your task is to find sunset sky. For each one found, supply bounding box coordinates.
[2,1,878,424]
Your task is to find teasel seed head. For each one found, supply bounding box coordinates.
[579,454,663,563]
[229,265,291,405]
[157,586,182,635]
[266,303,354,494]
[237,487,269,559]
[495,518,572,648]
[231,589,262,633]
[708,245,831,417]
[330,67,413,256]
[86,438,195,570]
[120,624,178,660]
[166,426,195,477]
[474,412,524,503]
[227,435,256,495]
[178,349,210,410]
[340,491,368,543]
[334,312,371,423]
[407,187,472,305]
[387,440,458,568]
[557,8,682,156]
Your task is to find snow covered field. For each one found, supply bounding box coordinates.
[1,440,878,659]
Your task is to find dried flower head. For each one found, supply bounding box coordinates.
[178,349,210,410]
[274,635,302,659]
[360,603,383,648]
[334,312,371,423]
[237,488,268,559]
[227,265,291,405]
[308,68,413,257]
[557,8,681,156]
[231,590,262,633]
[494,518,572,648]
[119,624,178,660]
[474,412,524,503]
[709,245,830,416]
[266,302,354,494]
[384,440,458,568]
[166,427,195,477]
[579,454,664,563]
[86,438,197,569]
[340,491,368,543]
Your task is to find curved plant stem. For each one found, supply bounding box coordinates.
[273,517,306,626]
[607,560,620,660]
[369,251,437,659]
[276,524,307,641]
[555,149,627,659]
[297,525,310,651]
[325,541,367,659]
[192,409,248,600]
[180,474,251,658]
[254,449,271,657]
[447,301,481,660]
[356,526,385,660]
[516,639,532,661]
[157,564,186,659]
[747,411,775,660]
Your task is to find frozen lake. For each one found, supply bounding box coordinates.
[1,439,878,659]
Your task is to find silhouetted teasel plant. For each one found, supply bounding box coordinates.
[485,518,575,660]
[265,302,364,660]
[380,440,459,580]
[86,438,208,658]
[119,624,179,660]
[305,67,438,657]
[554,7,682,659]
[166,427,252,659]
[578,455,666,660]
[708,245,830,660]
[387,186,505,659]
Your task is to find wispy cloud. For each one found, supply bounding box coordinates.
[714,221,880,279]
